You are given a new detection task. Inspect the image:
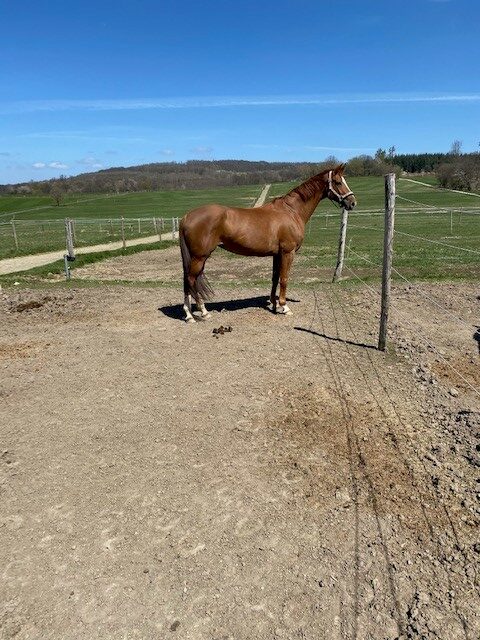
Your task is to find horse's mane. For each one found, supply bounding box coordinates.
[289,170,330,202]
[273,167,333,204]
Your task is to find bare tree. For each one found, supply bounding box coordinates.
[50,185,65,206]
[450,140,462,155]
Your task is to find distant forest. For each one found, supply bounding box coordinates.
[2,151,479,196]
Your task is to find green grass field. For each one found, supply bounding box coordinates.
[0,184,263,258]
[0,177,479,281]
[0,185,263,222]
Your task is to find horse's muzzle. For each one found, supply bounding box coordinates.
[343,196,357,211]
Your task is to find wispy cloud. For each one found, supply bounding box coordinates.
[22,130,147,143]
[160,148,175,157]
[3,93,480,114]
[190,145,213,155]
[244,143,376,152]
[77,156,103,169]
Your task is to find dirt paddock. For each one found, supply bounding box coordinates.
[1,247,479,639]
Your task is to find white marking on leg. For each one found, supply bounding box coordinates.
[278,304,293,316]
[183,294,195,323]
[198,300,211,319]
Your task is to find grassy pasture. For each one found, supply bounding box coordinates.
[0,184,263,259]
[0,185,263,222]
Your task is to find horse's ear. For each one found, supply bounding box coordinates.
[335,163,346,174]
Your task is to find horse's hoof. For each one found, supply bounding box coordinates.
[186,318,196,324]
[201,312,212,320]
[277,305,292,316]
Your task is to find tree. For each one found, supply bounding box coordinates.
[450,140,462,155]
[387,145,396,159]
[50,185,65,206]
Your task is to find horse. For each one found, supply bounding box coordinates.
[179,164,356,323]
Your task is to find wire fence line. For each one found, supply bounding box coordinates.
[347,224,480,256]
[337,177,479,399]
[396,194,480,216]
[0,216,179,259]
[342,258,479,399]
[346,247,474,332]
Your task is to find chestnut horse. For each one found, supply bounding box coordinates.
[179,164,356,323]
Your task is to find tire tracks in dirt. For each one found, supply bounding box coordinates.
[306,288,404,638]
[319,285,474,638]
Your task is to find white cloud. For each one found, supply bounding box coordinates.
[48,161,68,169]
[3,93,480,114]
[32,161,68,169]
[160,148,175,156]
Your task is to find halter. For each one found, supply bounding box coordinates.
[327,170,354,206]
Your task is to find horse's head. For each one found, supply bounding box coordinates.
[326,164,356,211]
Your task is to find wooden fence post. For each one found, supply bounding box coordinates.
[378,173,396,351]
[156,218,162,243]
[121,217,126,249]
[11,220,19,251]
[65,218,75,259]
[332,207,349,282]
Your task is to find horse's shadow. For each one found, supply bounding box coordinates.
[159,295,300,320]
[474,326,480,354]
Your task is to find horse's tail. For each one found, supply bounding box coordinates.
[179,225,214,300]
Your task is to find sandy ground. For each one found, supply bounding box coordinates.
[0,247,479,639]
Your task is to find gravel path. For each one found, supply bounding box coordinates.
[254,184,271,207]
[0,231,177,276]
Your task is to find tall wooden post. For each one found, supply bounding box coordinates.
[11,220,19,251]
[332,207,348,282]
[378,173,396,351]
[121,217,126,249]
[65,218,75,259]
[156,218,162,242]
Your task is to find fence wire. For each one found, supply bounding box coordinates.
[0,216,178,259]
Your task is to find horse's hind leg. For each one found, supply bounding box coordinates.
[196,298,211,319]
[183,294,195,323]
[269,254,281,312]
[189,256,212,320]
[277,250,294,315]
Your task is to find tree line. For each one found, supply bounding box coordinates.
[2,150,479,199]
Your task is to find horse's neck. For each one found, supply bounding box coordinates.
[290,190,325,223]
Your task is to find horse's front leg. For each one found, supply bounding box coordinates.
[269,254,280,312]
[277,250,294,315]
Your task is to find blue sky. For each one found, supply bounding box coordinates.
[1,0,479,183]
